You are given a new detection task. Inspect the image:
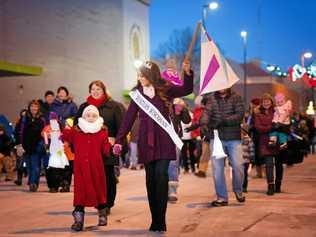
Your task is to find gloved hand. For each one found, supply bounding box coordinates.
[184,127,193,132]
[44,144,50,153]
[113,144,122,156]
[185,123,200,132]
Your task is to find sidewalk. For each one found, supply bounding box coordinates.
[0,155,315,236]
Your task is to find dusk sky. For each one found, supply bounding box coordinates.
[149,0,316,70]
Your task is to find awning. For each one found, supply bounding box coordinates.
[0,60,43,77]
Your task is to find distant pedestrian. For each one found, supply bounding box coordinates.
[200,88,245,206]
[253,93,282,195]
[20,100,45,192]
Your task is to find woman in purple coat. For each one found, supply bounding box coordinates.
[113,60,193,233]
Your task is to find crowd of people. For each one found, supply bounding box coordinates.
[0,59,315,233]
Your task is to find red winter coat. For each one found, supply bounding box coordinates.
[253,108,279,157]
[191,106,203,138]
[63,127,110,207]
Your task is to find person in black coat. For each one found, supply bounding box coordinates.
[20,100,45,192]
[13,109,28,185]
[75,80,125,215]
[40,90,55,123]
[0,124,14,181]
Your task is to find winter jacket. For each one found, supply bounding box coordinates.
[115,71,193,164]
[242,134,255,162]
[40,101,53,123]
[20,114,45,154]
[172,106,191,138]
[63,127,110,206]
[0,134,13,157]
[253,107,279,157]
[191,106,203,139]
[50,98,78,127]
[13,118,23,145]
[200,90,244,141]
[77,99,125,166]
[0,114,14,138]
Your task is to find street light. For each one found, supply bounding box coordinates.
[241,30,248,105]
[202,1,219,28]
[300,51,314,112]
[240,30,247,38]
[209,2,219,10]
[301,51,313,67]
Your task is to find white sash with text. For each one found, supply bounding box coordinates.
[129,90,183,150]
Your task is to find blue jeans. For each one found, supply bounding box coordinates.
[210,140,244,201]
[25,152,42,185]
[168,148,180,182]
[129,142,138,167]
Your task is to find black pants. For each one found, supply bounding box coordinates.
[46,167,63,189]
[145,159,170,231]
[264,156,283,184]
[104,165,117,208]
[61,160,73,188]
[16,155,27,182]
[181,140,196,172]
[243,162,250,190]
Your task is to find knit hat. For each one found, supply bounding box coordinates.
[82,105,99,118]
[49,112,58,120]
[251,98,260,106]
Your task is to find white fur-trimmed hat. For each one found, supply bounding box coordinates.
[82,105,99,118]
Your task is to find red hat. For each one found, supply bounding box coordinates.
[251,98,260,106]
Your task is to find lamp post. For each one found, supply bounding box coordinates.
[202,1,219,29]
[241,30,248,106]
[301,52,312,67]
[301,52,313,111]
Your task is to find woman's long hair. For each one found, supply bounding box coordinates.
[27,99,42,118]
[258,93,275,114]
[134,61,173,116]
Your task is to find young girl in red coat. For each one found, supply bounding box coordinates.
[63,105,111,231]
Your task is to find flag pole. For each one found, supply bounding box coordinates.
[184,21,202,62]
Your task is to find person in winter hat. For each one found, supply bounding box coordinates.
[42,112,69,193]
[269,92,292,149]
[63,105,111,231]
[161,58,183,86]
[20,100,45,192]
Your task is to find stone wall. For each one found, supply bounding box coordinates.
[0,0,149,121]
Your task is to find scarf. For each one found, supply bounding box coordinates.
[87,95,108,108]
[78,117,104,134]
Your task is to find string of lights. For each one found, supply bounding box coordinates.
[264,61,316,87]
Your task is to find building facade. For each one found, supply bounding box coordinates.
[0,0,150,120]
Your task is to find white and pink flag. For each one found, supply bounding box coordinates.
[199,26,240,95]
